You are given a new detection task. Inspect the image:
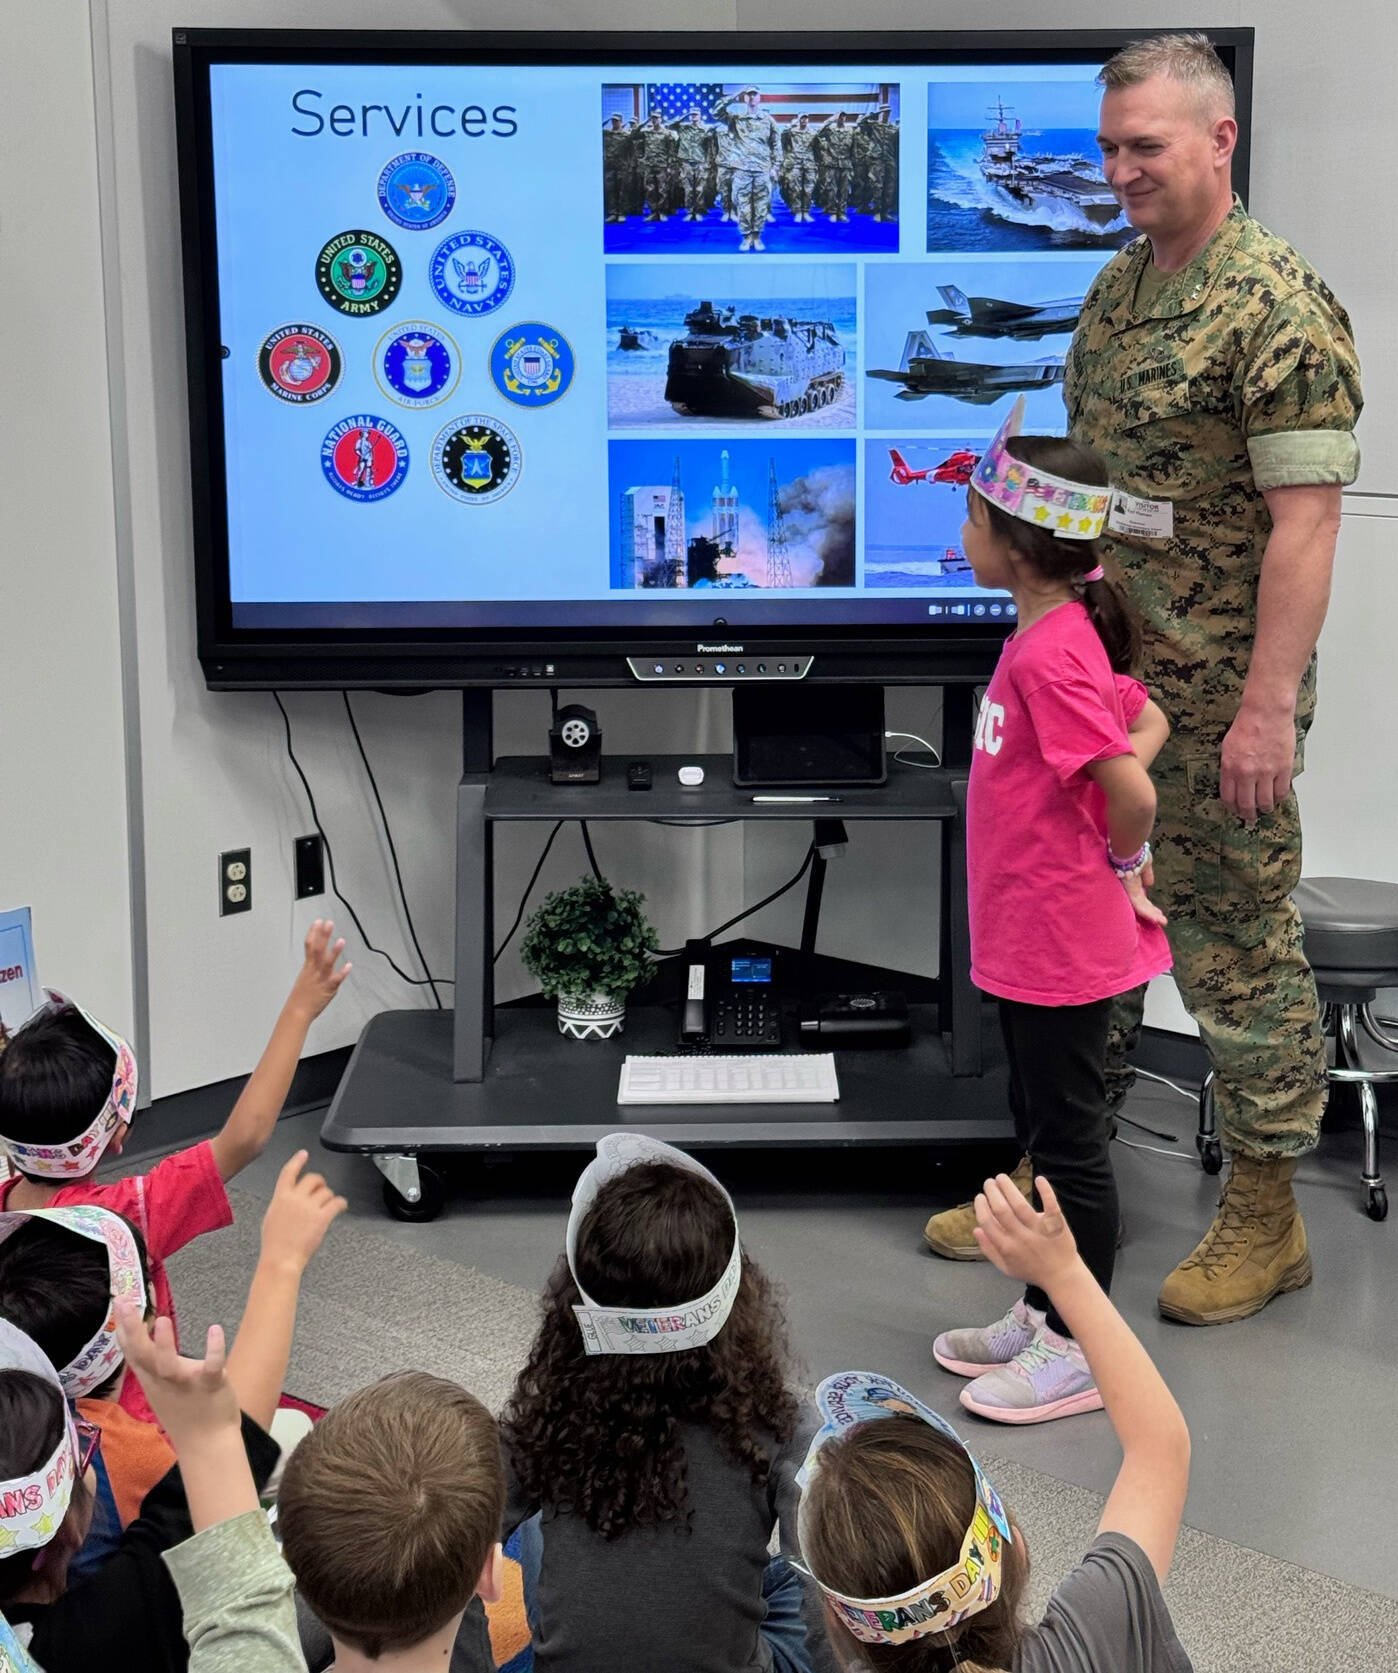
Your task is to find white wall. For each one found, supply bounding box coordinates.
[10,0,1395,1096]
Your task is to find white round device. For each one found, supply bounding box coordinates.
[677,765,705,786]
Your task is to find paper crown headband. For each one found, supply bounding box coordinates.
[0,1205,149,1398]
[795,1372,1012,1647]
[969,397,1112,543]
[1,991,138,1180]
[0,1614,41,1673]
[567,1133,743,1357]
[0,1319,80,1556]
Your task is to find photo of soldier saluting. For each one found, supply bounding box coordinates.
[601,82,900,255]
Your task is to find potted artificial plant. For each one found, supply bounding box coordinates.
[520,875,660,1039]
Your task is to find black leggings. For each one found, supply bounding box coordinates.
[1000,996,1118,1338]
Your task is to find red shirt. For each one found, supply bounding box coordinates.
[967,601,1172,1006]
[0,1141,232,1423]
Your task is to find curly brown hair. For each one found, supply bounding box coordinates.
[500,1159,798,1540]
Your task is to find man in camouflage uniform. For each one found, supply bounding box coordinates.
[602,113,633,223]
[719,86,780,251]
[817,111,856,223]
[635,111,676,222]
[875,105,900,221]
[926,34,1362,1327]
[781,112,820,223]
[671,107,714,222]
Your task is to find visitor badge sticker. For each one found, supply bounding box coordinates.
[316,231,403,317]
[377,152,456,230]
[321,415,409,502]
[257,324,342,403]
[431,414,521,504]
[375,321,461,408]
[490,323,575,407]
[430,230,514,316]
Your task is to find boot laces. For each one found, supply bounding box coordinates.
[1188,1184,1254,1270]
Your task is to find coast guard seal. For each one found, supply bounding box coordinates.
[429,230,514,317]
[489,323,575,407]
[431,413,521,505]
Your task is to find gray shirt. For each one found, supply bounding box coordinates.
[1017,1532,1193,1673]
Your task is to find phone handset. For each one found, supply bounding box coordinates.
[680,938,710,1042]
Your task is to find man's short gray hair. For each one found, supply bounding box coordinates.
[1098,32,1236,121]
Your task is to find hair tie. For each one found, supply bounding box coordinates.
[1076,564,1105,585]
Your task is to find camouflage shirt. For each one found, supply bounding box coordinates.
[1065,199,1362,743]
[673,121,713,166]
[720,100,780,172]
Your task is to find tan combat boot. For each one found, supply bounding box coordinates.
[923,1155,1034,1258]
[1157,1154,1312,1325]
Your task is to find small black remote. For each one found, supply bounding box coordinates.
[626,760,653,791]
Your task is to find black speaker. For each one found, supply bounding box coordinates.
[549,703,602,784]
[732,685,886,787]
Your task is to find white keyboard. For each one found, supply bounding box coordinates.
[617,1054,839,1105]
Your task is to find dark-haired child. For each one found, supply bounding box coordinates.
[932,405,1172,1425]
[489,1133,835,1673]
[799,1175,1193,1673]
[0,922,349,1423]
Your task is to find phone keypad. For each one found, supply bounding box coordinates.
[711,996,782,1048]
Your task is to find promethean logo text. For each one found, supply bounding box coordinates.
[697,643,744,653]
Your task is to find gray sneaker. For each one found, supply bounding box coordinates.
[933,1298,1045,1378]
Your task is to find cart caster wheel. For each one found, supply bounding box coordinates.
[382,1163,444,1223]
[1366,1185,1388,1222]
[1196,1134,1224,1175]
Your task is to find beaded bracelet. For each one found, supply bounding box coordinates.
[1108,840,1151,878]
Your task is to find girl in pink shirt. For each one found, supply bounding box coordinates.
[933,410,1171,1425]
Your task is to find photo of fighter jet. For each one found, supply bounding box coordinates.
[868,332,1065,404]
[925,283,1082,340]
[888,446,978,486]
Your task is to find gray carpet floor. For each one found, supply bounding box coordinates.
[169,1187,1398,1673]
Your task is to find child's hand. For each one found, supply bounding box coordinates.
[1119,859,1168,928]
[259,1149,347,1275]
[973,1174,1084,1292]
[114,1306,241,1446]
[286,920,351,1022]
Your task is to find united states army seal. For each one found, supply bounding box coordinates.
[316,231,403,317]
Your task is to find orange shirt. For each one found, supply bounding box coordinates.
[75,1396,177,1528]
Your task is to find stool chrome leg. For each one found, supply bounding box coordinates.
[1195,1069,1223,1175]
[1336,1007,1388,1221]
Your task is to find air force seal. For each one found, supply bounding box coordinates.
[321,415,409,502]
[430,230,514,317]
[489,323,575,407]
[374,321,461,408]
[316,232,403,317]
[431,414,521,505]
[258,324,341,403]
[377,152,456,231]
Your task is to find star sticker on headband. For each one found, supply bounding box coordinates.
[29,1513,55,1539]
[1055,512,1073,529]
[1077,517,1095,532]
[0,1527,16,1551]
[1031,505,1049,522]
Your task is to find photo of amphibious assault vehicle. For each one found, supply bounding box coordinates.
[664,300,847,419]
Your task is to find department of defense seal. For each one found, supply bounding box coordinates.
[431,413,521,505]
[320,414,410,502]
[429,230,515,317]
[316,231,403,317]
[489,322,575,407]
[257,324,342,403]
[374,321,461,408]
[377,152,457,231]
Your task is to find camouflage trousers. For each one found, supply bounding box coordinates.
[642,163,670,215]
[1105,739,1327,1158]
[718,165,735,216]
[678,161,707,215]
[733,168,773,237]
[822,163,852,214]
[784,157,818,215]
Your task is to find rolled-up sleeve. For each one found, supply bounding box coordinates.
[163,1512,306,1673]
[1240,290,1363,490]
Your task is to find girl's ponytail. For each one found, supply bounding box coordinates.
[1077,572,1140,676]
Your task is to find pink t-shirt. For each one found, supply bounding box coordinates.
[0,1140,232,1424]
[967,601,1172,1007]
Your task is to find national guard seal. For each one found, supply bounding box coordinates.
[320,414,409,502]
[429,230,515,317]
[377,152,456,231]
[431,413,521,505]
[316,231,403,317]
[489,323,575,407]
[257,324,342,403]
[374,321,461,408]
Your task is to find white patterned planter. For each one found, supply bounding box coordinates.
[557,991,626,1040]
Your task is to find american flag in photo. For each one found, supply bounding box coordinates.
[715,83,899,126]
[644,83,727,121]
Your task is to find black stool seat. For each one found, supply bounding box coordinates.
[1294,877,1398,979]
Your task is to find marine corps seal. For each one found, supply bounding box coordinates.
[257,324,342,403]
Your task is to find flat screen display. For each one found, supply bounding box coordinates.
[175,31,1250,681]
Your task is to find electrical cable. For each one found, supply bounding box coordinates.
[1115,1111,1179,1143]
[1114,1135,1195,1163]
[342,693,443,1009]
[579,821,605,883]
[1134,1066,1201,1103]
[654,841,817,959]
[494,821,565,964]
[886,729,942,770]
[272,694,445,995]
